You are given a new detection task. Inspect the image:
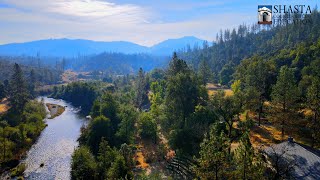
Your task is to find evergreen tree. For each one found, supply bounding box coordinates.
[198,59,211,85]
[71,146,97,180]
[235,56,270,126]
[168,52,189,76]
[0,83,5,100]
[271,66,299,138]
[211,91,240,138]
[195,124,230,179]
[306,77,320,147]
[135,68,148,110]
[87,116,113,154]
[28,69,37,98]
[235,132,264,179]
[219,63,234,86]
[138,113,158,144]
[116,105,137,144]
[9,63,29,113]
[97,138,116,179]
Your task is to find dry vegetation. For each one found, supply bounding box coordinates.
[0,98,9,114]
[206,83,233,97]
[62,70,78,83]
[206,85,313,152]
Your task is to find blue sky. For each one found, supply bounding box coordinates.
[0,0,318,46]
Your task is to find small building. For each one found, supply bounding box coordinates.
[264,137,320,179]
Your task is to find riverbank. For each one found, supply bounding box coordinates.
[46,103,65,119]
[23,97,85,179]
[0,99,47,179]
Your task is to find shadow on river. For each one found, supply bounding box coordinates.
[22,97,86,180]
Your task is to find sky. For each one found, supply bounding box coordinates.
[0,0,318,46]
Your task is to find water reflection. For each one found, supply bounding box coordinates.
[23,97,86,180]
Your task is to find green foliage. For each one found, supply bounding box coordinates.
[51,82,97,114]
[0,99,46,163]
[150,80,166,100]
[0,82,5,100]
[116,105,138,144]
[271,66,299,137]
[9,63,30,115]
[306,77,320,147]
[194,124,231,179]
[198,59,211,85]
[135,68,148,110]
[10,163,26,177]
[28,69,37,98]
[172,105,217,155]
[107,154,131,179]
[86,116,113,155]
[97,138,116,179]
[219,63,235,86]
[234,132,264,179]
[165,68,198,129]
[211,91,240,138]
[71,146,97,180]
[138,113,157,143]
[235,56,271,125]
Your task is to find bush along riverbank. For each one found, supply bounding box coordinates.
[0,99,47,179]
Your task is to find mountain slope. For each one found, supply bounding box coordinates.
[0,39,149,57]
[0,36,206,57]
[151,36,209,55]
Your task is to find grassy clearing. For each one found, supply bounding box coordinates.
[46,103,65,119]
[206,83,233,97]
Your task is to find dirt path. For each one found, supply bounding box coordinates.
[134,123,173,178]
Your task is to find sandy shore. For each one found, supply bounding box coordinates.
[46,103,65,119]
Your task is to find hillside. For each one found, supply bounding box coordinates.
[0,36,206,57]
[178,11,320,85]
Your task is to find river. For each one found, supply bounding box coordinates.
[22,97,86,180]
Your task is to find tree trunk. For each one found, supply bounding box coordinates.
[258,104,263,126]
[3,130,5,162]
[281,119,285,140]
[312,111,318,148]
[215,163,219,180]
[228,122,232,138]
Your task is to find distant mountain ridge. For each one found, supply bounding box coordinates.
[0,36,207,57]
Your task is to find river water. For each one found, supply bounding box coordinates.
[22,97,86,180]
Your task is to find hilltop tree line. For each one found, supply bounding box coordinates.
[178,9,320,86]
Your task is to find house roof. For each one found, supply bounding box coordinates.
[265,141,320,180]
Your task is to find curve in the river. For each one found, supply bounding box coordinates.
[23,97,86,180]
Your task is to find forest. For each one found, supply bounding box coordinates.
[0,7,319,180]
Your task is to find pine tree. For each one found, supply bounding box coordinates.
[271,66,299,138]
[236,56,269,126]
[235,132,264,179]
[195,124,230,179]
[135,68,148,110]
[28,69,37,98]
[306,77,320,147]
[0,83,5,100]
[198,59,211,85]
[9,63,29,113]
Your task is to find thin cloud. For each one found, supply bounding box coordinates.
[0,0,259,46]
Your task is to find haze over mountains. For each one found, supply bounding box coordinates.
[0,36,208,57]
